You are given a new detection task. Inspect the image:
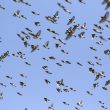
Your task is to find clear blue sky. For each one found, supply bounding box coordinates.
[0,0,110,110]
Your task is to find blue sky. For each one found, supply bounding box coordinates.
[0,0,110,110]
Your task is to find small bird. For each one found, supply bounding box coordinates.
[102,86,108,90]
[34,22,41,26]
[6,75,12,79]
[10,83,16,87]
[48,104,54,110]
[13,10,21,18]
[56,63,62,66]
[56,79,64,87]
[44,79,50,84]
[102,0,110,9]
[47,28,59,35]
[49,56,56,60]
[77,62,83,66]
[78,0,86,4]
[77,100,83,107]
[98,101,104,105]
[56,88,62,93]
[17,92,23,96]
[43,41,50,49]
[99,11,109,23]
[31,45,39,52]
[86,91,93,96]
[0,4,5,10]
[93,82,99,88]
[89,47,97,51]
[63,101,69,105]
[104,49,110,55]
[67,16,75,25]
[89,67,96,73]
[65,0,72,4]
[44,97,50,102]
[105,79,110,86]
[31,11,40,15]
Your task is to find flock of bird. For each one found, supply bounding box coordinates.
[0,0,110,110]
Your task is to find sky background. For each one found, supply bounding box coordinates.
[0,0,110,110]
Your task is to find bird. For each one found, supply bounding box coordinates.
[34,22,41,27]
[43,41,50,49]
[78,0,86,4]
[102,0,110,9]
[17,92,23,96]
[63,101,69,105]
[31,11,40,15]
[44,79,51,84]
[0,4,5,10]
[104,49,110,55]
[67,16,75,25]
[99,11,109,23]
[77,100,83,107]
[65,0,72,4]
[56,79,64,87]
[13,10,21,18]
[44,97,50,102]
[105,79,110,86]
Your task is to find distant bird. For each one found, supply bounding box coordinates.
[24,108,27,110]
[89,47,97,51]
[56,79,64,87]
[0,83,6,87]
[67,16,75,25]
[48,104,54,110]
[47,28,59,35]
[13,10,20,18]
[19,81,26,87]
[98,101,104,105]
[6,75,12,79]
[56,63,62,66]
[102,86,108,90]
[56,88,62,93]
[93,82,99,88]
[89,67,96,74]
[77,62,83,66]
[86,91,93,96]
[10,83,16,87]
[49,56,56,60]
[105,79,110,86]
[78,31,85,38]
[43,41,50,49]
[57,2,71,14]
[102,0,110,9]
[45,11,59,24]
[94,24,104,30]
[78,0,86,4]
[99,11,109,23]
[63,101,69,105]
[104,49,110,55]
[31,45,39,52]
[17,92,23,96]
[0,4,5,10]
[44,79,50,84]
[77,100,83,107]
[88,61,94,66]
[31,11,40,15]
[65,24,79,40]
[44,97,50,102]
[65,0,72,4]
[34,22,41,26]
